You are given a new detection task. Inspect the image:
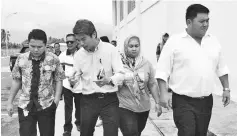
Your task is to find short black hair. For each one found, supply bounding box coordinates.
[163,33,169,37]
[66,33,75,39]
[54,42,60,47]
[186,4,209,21]
[100,36,110,43]
[111,40,117,43]
[28,29,47,44]
[73,19,97,38]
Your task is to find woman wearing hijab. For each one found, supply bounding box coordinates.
[117,35,162,136]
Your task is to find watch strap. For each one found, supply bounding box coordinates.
[223,88,230,92]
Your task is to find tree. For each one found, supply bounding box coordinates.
[1,29,6,43]
[60,38,65,43]
[1,29,10,43]
[1,29,11,48]
[47,36,65,44]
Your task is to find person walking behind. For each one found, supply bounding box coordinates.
[54,42,62,56]
[54,42,64,100]
[7,29,65,136]
[59,34,81,136]
[111,40,117,47]
[100,36,110,43]
[117,35,162,136]
[156,33,169,61]
[155,4,231,136]
[72,19,124,136]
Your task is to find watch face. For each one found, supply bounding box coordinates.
[223,88,230,92]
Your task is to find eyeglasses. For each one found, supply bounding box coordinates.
[66,41,75,44]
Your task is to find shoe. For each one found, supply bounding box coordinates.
[96,118,103,127]
[63,131,71,136]
[76,125,80,131]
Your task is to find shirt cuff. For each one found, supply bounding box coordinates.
[110,73,124,86]
[217,66,230,77]
[155,71,169,82]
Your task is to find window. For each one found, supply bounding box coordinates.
[128,0,136,14]
[120,1,124,21]
[113,1,117,26]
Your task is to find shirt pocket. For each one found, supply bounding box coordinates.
[99,55,112,76]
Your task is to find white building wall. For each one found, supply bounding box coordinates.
[141,1,167,66]
[112,0,237,100]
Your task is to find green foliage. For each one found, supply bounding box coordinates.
[1,42,22,49]
[47,36,65,44]
[1,33,65,49]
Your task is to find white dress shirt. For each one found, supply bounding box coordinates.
[72,40,124,95]
[155,31,229,97]
[58,49,81,93]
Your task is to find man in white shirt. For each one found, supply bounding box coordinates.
[59,34,81,136]
[72,19,124,136]
[155,4,231,136]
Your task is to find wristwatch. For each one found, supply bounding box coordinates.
[223,88,230,92]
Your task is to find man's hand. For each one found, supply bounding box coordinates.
[159,92,172,110]
[94,77,111,87]
[7,103,14,117]
[54,99,60,107]
[222,90,230,107]
[68,76,77,87]
[155,104,162,117]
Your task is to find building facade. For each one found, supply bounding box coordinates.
[112,0,237,100]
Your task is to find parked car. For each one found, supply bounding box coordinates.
[9,44,29,71]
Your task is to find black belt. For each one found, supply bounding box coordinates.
[84,92,116,99]
[173,92,212,100]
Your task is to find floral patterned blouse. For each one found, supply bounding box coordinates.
[12,51,65,110]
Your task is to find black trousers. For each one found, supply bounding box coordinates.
[63,87,81,132]
[80,92,119,136]
[119,108,149,136]
[172,92,213,136]
[18,102,57,136]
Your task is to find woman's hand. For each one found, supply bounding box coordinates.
[155,103,162,117]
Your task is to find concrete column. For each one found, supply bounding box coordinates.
[136,0,142,39]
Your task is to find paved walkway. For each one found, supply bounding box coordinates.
[54,93,237,136]
[149,94,237,136]
[2,93,237,136]
[54,99,161,136]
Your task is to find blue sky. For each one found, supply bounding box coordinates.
[1,0,113,43]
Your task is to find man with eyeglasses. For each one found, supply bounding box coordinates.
[58,34,81,136]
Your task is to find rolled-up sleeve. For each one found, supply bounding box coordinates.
[155,37,175,82]
[11,56,22,80]
[72,52,82,77]
[216,46,229,77]
[110,47,125,86]
[54,57,66,81]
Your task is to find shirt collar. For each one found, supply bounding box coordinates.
[84,39,101,53]
[28,51,46,61]
[66,48,78,56]
[181,29,211,38]
[55,51,61,55]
